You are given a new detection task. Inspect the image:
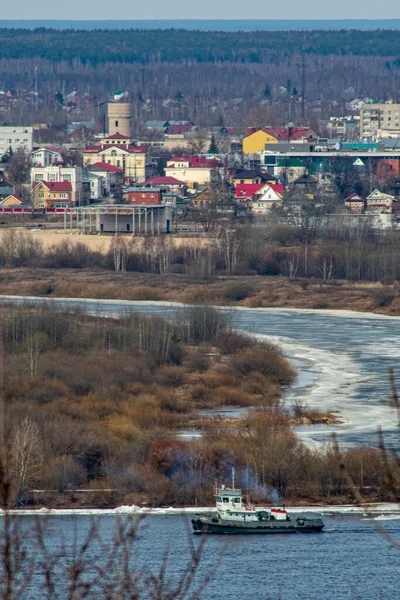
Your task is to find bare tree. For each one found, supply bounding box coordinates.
[111,237,129,272]
[23,332,46,378]
[11,418,43,501]
[187,128,208,154]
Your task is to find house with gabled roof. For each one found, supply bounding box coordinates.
[249,184,284,214]
[344,193,366,213]
[0,194,24,207]
[366,189,395,214]
[32,181,71,209]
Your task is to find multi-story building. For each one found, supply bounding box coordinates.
[83,135,147,184]
[30,165,83,205]
[32,181,71,209]
[0,126,33,156]
[360,100,400,140]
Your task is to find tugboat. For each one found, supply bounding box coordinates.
[192,472,324,535]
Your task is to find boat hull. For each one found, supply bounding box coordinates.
[192,517,324,535]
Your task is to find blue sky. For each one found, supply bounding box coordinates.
[3,0,399,20]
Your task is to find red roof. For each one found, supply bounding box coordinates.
[92,162,124,173]
[104,133,131,140]
[235,183,265,198]
[168,155,219,169]
[268,183,285,196]
[84,146,102,153]
[35,181,71,192]
[265,127,315,141]
[166,124,193,134]
[143,176,185,186]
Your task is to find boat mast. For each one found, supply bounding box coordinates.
[232,467,235,490]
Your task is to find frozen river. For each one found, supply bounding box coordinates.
[1,296,400,448]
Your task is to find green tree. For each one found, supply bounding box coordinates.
[208,134,219,154]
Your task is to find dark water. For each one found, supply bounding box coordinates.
[3,514,399,600]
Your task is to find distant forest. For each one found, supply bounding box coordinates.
[1,28,400,63]
[1,28,400,125]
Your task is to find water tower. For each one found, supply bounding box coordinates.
[107,102,133,138]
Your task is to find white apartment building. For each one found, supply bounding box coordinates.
[31,165,83,205]
[0,126,33,156]
[360,100,400,140]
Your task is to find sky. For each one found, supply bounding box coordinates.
[2,0,399,20]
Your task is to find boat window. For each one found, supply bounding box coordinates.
[234,497,241,503]
[223,497,229,503]
[216,496,222,502]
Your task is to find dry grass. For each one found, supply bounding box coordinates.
[1,266,399,316]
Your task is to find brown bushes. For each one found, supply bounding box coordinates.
[231,344,296,386]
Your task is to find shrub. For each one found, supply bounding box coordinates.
[185,351,211,372]
[213,386,253,407]
[154,365,186,387]
[231,345,296,386]
[371,286,396,308]
[126,286,164,301]
[216,330,253,354]
[190,384,211,401]
[222,282,253,302]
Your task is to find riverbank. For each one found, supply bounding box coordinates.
[2,503,400,517]
[0,269,399,316]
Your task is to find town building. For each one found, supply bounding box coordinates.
[164,155,220,186]
[360,100,400,140]
[86,162,124,197]
[0,194,24,207]
[30,147,63,167]
[142,176,186,195]
[83,138,147,184]
[344,193,366,213]
[366,189,396,214]
[0,126,33,156]
[125,187,163,205]
[31,165,83,205]
[232,169,277,185]
[249,184,284,214]
[32,181,71,209]
[0,178,14,200]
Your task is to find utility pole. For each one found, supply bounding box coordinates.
[301,57,306,121]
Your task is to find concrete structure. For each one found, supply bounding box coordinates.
[63,204,174,234]
[0,126,33,156]
[31,165,84,205]
[360,100,400,140]
[107,102,133,138]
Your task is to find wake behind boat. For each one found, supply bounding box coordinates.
[192,475,324,535]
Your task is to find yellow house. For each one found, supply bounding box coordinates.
[243,130,278,154]
[33,181,71,209]
[0,194,24,207]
